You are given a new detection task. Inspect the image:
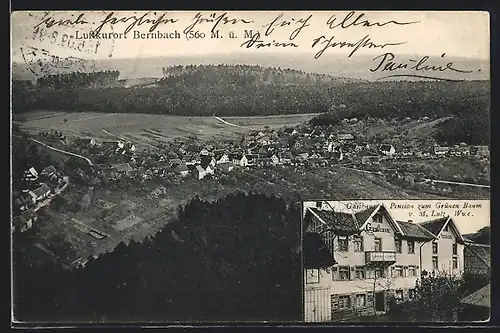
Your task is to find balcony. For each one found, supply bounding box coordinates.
[365,251,396,265]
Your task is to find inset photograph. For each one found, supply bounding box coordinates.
[302,199,490,323]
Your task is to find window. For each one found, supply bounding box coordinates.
[395,238,402,253]
[408,265,416,277]
[355,266,365,279]
[315,201,323,209]
[453,257,458,269]
[338,236,349,252]
[339,266,350,281]
[375,268,385,279]
[373,213,383,223]
[408,240,415,254]
[409,289,416,299]
[432,242,438,254]
[453,243,458,255]
[432,256,439,270]
[339,295,351,309]
[306,269,319,284]
[355,294,366,308]
[374,238,382,252]
[393,266,404,278]
[395,289,404,302]
[354,236,364,252]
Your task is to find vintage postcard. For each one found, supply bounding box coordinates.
[11,11,489,325]
[302,199,491,323]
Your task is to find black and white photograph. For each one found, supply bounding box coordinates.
[10,10,489,325]
[302,199,490,322]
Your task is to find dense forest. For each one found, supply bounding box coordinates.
[13,191,302,322]
[36,70,120,89]
[12,65,489,118]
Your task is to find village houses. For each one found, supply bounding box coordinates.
[230,153,248,167]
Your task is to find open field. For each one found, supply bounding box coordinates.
[17,111,316,148]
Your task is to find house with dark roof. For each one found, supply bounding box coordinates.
[415,216,466,276]
[28,183,51,202]
[379,144,396,156]
[174,164,189,177]
[270,154,281,165]
[200,155,216,169]
[303,201,469,322]
[459,283,490,321]
[230,153,248,167]
[434,146,450,156]
[464,242,490,275]
[41,165,57,178]
[22,167,39,182]
[245,154,259,166]
[15,194,36,212]
[214,151,230,164]
[188,164,207,180]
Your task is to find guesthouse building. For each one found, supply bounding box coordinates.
[303,202,467,322]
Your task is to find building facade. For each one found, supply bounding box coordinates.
[303,202,466,322]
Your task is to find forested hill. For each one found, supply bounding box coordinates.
[12,65,489,119]
[14,192,302,322]
[159,64,361,86]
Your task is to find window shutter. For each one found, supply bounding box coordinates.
[349,266,355,280]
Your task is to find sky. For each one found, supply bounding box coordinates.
[303,199,490,235]
[11,11,490,63]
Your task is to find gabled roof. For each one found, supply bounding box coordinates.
[214,151,228,159]
[187,164,205,173]
[229,153,245,160]
[42,165,57,174]
[303,232,336,269]
[357,204,404,235]
[396,221,436,240]
[200,155,215,169]
[419,216,464,242]
[354,205,379,226]
[465,243,491,269]
[246,153,259,159]
[32,183,51,197]
[460,284,490,308]
[306,207,359,235]
[379,144,394,151]
[418,217,448,235]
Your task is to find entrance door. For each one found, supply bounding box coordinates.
[375,291,385,312]
[304,287,331,322]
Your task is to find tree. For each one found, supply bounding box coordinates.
[387,272,468,322]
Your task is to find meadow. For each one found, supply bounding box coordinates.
[18,110,315,147]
